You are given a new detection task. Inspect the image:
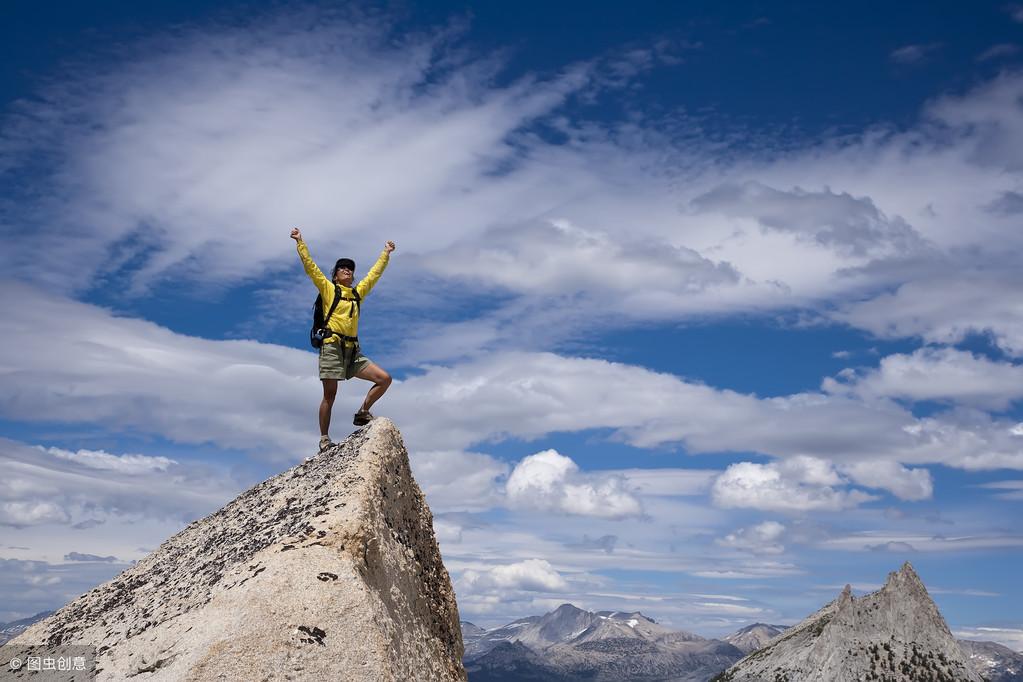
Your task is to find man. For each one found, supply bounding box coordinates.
[290,227,396,452]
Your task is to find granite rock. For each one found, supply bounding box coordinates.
[9,418,465,681]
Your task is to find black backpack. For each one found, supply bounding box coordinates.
[310,285,362,348]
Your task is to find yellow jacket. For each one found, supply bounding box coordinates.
[297,240,390,345]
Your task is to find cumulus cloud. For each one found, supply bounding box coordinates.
[505,449,643,519]
[0,501,69,527]
[840,460,933,501]
[459,558,569,592]
[710,457,933,511]
[824,347,1023,410]
[717,521,786,555]
[711,457,877,512]
[835,273,1023,358]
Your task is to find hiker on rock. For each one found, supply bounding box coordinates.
[291,228,395,452]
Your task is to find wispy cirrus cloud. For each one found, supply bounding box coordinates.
[0,437,243,528]
[2,10,1023,365]
[890,43,942,65]
[977,43,1020,62]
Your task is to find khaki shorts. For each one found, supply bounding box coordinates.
[319,341,371,380]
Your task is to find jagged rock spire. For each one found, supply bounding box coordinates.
[713,563,982,682]
[10,419,466,681]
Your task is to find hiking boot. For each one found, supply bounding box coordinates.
[318,435,334,452]
[353,410,374,426]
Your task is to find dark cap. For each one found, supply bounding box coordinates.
[333,258,355,274]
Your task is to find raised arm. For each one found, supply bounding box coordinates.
[355,240,395,298]
[291,228,333,298]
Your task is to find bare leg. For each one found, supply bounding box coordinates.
[320,379,338,436]
[355,363,392,412]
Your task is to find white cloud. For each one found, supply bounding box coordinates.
[824,347,1023,410]
[0,13,621,295]
[410,450,508,512]
[0,282,317,458]
[689,181,927,258]
[0,558,130,623]
[0,437,243,528]
[717,521,786,555]
[836,273,1023,359]
[955,626,1023,652]
[0,501,69,527]
[43,446,175,475]
[839,461,933,501]
[391,353,1023,471]
[3,10,1023,363]
[890,43,942,64]
[616,469,717,497]
[459,558,569,592]
[977,480,1023,500]
[3,8,1023,634]
[711,457,877,512]
[820,532,1023,552]
[690,560,804,579]
[426,218,740,304]
[977,43,1020,62]
[505,449,643,519]
[5,284,1023,475]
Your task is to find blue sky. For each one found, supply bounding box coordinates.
[2,0,1022,651]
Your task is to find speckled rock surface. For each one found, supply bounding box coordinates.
[713,562,981,682]
[9,418,466,681]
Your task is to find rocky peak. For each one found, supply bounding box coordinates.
[723,623,790,655]
[9,419,466,681]
[714,562,982,682]
[466,603,743,682]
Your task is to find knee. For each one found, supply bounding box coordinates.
[379,372,392,388]
[322,391,337,405]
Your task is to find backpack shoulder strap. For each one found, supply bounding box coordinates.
[345,287,362,317]
[322,285,343,326]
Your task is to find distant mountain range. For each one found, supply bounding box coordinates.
[462,564,1022,681]
[462,603,743,681]
[721,623,788,655]
[959,640,1023,682]
[0,611,53,645]
[7,561,1021,681]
